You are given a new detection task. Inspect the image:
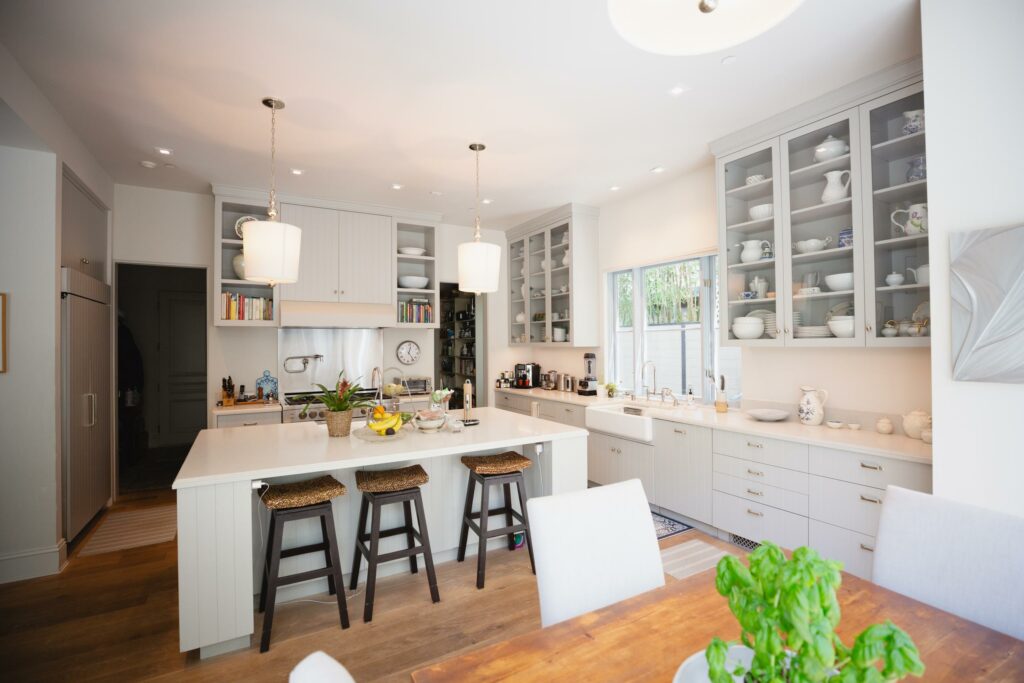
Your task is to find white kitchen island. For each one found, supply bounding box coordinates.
[172,407,588,657]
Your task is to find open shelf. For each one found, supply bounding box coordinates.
[789,155,851,187]
[792,289,855,301]
[873,179,927,202]
[791,246,854,264]
[725,177,773,201]
[876,283,928,292]
[790,197,852,225]
[725,216,774,234]
[875,233,929,248]
[727,258,776,271]
[871,131,926,161]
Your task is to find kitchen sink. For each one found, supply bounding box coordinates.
[585,403,655,442]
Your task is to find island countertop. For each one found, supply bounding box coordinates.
[173,407,588,489]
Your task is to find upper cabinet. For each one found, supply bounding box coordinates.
[715,76,929,348]
[278,204,341,303]
[508,203,599,347]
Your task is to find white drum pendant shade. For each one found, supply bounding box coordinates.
[607,0,804,56]
[458,240,501,294]
[242,220,301,284]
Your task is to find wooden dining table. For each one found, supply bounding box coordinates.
[411,568,1024,682]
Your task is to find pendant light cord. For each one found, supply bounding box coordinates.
[474,146,482,242]
[268,104,278,221]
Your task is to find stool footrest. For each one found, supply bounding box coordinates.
[276,565,336,587]
[464,519,528,538]
[467,508,525,523]
[280,542,328,559]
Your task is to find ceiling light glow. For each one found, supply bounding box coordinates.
[291,168,304,175]
[392,183,404,190]
[610,186,621,191]
[155,147,173,156]
[650,166,665,174]
[140,160,157,168]
[668,85,691,96]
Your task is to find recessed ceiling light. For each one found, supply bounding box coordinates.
[290,168,304,176]
[140,160,157,169]
[155,147,173,156]
[610,186,621,192]
[721,55,738,66]
[650,166,665,174]
[482,198,493,205]
[429,190,443,197]
[668,85,691,96]
[391,183,404,190]
[163,163,176,169]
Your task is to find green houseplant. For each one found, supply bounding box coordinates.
[308,372,374,437]
[696,543,924,683]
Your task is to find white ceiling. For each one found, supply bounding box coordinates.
[0,0,921,228]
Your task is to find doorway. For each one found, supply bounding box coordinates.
[116,264,206,493]
[436,283,486,409]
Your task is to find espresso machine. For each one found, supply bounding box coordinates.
[514,363,542,388]
[577,352,598,396]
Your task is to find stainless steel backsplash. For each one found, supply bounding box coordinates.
[277,328,383,395]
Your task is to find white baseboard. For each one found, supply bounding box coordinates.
[0,541,65,584]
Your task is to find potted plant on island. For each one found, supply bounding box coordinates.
[676,542,925,682]
[309,372,374,437]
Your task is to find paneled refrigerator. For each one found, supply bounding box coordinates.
[61,268,111,541]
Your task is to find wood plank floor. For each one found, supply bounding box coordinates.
[0,492,738,682]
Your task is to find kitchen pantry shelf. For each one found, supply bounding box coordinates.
[214,196,280,327]
[395,222,439,327]
[716,78,930,348]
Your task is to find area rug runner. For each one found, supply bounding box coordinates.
[660,538,731,580]
[652,511,692,540]
[78,505,177,556]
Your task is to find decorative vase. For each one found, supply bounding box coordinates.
[821,170,851,203]
[232,252,246,279]
[325,409,353,437]
[798,386,829,426]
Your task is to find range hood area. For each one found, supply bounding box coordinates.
[279,300,396,329]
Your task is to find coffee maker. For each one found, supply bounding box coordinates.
[577,353,598,396]
[514,363,541,388]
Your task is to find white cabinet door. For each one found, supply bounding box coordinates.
[587,432,612,484]
[617,437,655,502]
[279,204,340,302]
[653,421,713,524]
[339,211,393,305]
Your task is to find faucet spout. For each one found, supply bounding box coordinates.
[641,361,657,401]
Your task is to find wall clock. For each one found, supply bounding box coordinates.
[396,340,420,365]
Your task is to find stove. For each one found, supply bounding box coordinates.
[281,389,379,424]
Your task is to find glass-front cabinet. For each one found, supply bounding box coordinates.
[716,79,929,349]
[717,140,785,346]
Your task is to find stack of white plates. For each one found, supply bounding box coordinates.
[794,325,833,338]
[748,309,776,338]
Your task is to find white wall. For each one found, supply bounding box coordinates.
[920,0,1024,517]
[0,144,61,582]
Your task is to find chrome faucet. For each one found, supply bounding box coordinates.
[660,386,679,407]
[641,361,657,401]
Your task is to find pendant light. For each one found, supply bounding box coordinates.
[457,143,501,294]
[607,0,804,56]
[242,97,301,285]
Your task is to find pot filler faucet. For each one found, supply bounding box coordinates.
[642,361,657,401]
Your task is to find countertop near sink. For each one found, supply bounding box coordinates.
[494,387,618,408]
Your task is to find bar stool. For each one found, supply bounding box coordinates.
[259,475,349,653]
[457,451,536,589]
[349,464,440,622]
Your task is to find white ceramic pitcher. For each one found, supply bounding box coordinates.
[891,203,928,235]
[798,385,829,426]
[821,170,851,203]
[738,239,770,264]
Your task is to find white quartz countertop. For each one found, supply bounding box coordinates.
[495,387,617,408]
[173,407,586,489]
[211,402,283,416]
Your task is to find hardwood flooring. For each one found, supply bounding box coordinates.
[0,492,737,682]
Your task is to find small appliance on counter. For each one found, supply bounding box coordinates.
[514,363,542,388]
[561,373,575,392]
[542,370,560,390]
[577,353,598,396]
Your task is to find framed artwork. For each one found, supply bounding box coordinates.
[1,293,6,373]
[950,225,1024,383]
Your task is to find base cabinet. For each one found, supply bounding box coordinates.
[652,421,712,524]
[713,491,809,550]
[809,519,877,580]
[586,431,654,502]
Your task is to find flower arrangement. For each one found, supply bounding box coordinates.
[308,372,374,437]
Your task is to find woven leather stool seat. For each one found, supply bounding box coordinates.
[356,464,429,493]
[263,475,347,510]
[461,451,533,475]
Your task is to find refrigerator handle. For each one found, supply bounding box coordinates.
[84,393,97,428]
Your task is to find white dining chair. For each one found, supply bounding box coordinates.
[527,478,665,627]
[289,651,357,683]
[873,485,1024,640]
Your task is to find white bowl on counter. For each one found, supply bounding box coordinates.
[748,204,773,221]
[731,317,765,340]
[824,272,855,291]
[398,275,430,289]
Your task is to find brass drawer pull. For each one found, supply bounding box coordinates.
[860,543,875,552]
[674,428,687,435]
[746,509,764,517]
[747,468,764,476]
[243,422,258,426]
[746,441,764,449]
[860,461,883,471]
[859,495,882,504]
[746,488,763,497]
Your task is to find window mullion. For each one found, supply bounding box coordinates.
[632,266,644,394]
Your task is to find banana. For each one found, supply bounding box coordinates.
[369,413,400,434]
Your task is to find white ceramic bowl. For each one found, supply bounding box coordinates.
[748,203,773,221]
[794,238,830,253]
[745,174,766,185]
[398,247,427,256]
[398,275,429,289]
[827,318,856,338]
[826,420,844,429]
[732,317,765,340]
[825,272,855,291]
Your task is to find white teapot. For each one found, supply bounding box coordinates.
[902,410,932,440]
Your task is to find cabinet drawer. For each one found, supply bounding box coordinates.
[538,401,586,428]
[712,491,808,551]
[809,447,931,492]
[713,431,808,472]
[713,472,808,516]
[809,475,885,536]
[497,393,528,414]
[809,519,875,581]
[713,453,809,494]
[216,411,281,428]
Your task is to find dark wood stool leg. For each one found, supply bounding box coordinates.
[503,481,516,551]
[319,513,336,596]
[349,494,369,591]
[320,505,350,630]
[457,474,475,562]
[403,499,418,574]
[476,476,490,589]
[258,510,277,613]
[259,512,285,653]
[515,475,536,575]
[412,488,440,603]
[362,497,383,622]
